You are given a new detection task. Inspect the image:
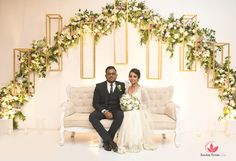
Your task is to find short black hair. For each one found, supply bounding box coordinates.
[129,68,141,79]
[105,66,117,73]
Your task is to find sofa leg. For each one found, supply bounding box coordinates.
[174,131,181,148]
[59,128,65,146]
[162,133,166,140]
[71,132,75,138]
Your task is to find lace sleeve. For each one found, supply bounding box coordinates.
[140,87,150,109]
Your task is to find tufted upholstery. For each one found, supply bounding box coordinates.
[60,85,180,146]
[67,86,94,113]
[62,86,113,130]
[145,86,174,114]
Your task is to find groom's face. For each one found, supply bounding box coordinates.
[105,69,117,83]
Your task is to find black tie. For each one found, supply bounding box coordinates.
[110,83,113,94]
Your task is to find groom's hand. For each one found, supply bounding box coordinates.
[104,111,113,119]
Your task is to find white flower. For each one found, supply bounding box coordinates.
[230,100,235,107]
[104,9,108,13]
[120,94,140,111]
[168,23,173,28]
[98,25,102,30]
[13,96,18,101]
[223,92,227,96]
[219,78,225,83]
[1,102,7,107]
[174,34,179,39]
[154,16,160,21]
[165,32,170,38]
[66,35,72,40]
[71,22,77,26]
[184,31,188,36]
[117,85,122,91]
[133,6,138,11]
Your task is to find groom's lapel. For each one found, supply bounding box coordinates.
[114,81,121,96]
[102,82,109,104]
[114,81,118,93]
[102,81,109,95]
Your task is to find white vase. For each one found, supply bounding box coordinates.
[0,119,13,134]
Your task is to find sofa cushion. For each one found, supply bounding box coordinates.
[67,86,95,113]
[151,113,176,129]
[64,113,113,128]
[145,86,173,114]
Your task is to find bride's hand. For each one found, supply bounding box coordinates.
[104,111,113,119]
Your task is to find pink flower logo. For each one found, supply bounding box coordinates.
[205,141,218,153]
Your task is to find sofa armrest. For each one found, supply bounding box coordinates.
[165,102,177,120]
[61,101,75,117]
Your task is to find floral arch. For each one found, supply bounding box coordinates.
[0,0,235,128]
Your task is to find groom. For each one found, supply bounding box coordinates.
[89,66,125,152]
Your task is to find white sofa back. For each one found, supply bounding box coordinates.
[145,86,174,114]
[66,86,94,113]
[66,85,174,114]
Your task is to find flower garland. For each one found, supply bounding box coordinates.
[1,0,236,128]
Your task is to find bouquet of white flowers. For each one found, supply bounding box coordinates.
[120,94,141,111]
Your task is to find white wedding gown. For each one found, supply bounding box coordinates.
[117,86,157,154]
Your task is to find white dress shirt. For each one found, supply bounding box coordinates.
[106,81,116,94]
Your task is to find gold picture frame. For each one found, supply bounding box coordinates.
[113,0,128,65]
[207,42,230,88]
[13,48,35,95]
[179,14,197,72]
[46,14,63,71]
[146,25,162,80]
[80,33,96,79]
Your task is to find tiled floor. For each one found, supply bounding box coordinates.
[0,129,235,161]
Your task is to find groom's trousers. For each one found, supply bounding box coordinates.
[89,109,124,142]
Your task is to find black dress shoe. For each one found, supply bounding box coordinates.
[103,142,112,151]
[109,141,118,152]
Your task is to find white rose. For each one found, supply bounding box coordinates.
[71,22,77,26]
[168,23,173,28]
[184,31,188,36]
[174,34,179,39]
[230,100,235,106]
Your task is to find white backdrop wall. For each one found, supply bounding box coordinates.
[0,0,236,133]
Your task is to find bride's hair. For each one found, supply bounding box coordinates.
[129,68,140,79]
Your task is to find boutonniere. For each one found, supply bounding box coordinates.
[117,84,122,92]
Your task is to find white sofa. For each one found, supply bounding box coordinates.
[60,85,181,146]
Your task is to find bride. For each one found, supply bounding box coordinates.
[117,68,157,154]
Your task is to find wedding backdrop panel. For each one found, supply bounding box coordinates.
[80,34,96,79]
[207,43,230,88]
[113,0,128,65]
[146,38,162,79]
[114,23,128,65]
[179,14,197,72]
[46,14,63,71]
[13,48,35,95]
[0,0,236,132]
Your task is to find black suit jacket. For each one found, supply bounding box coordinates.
[92,81,125,112]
